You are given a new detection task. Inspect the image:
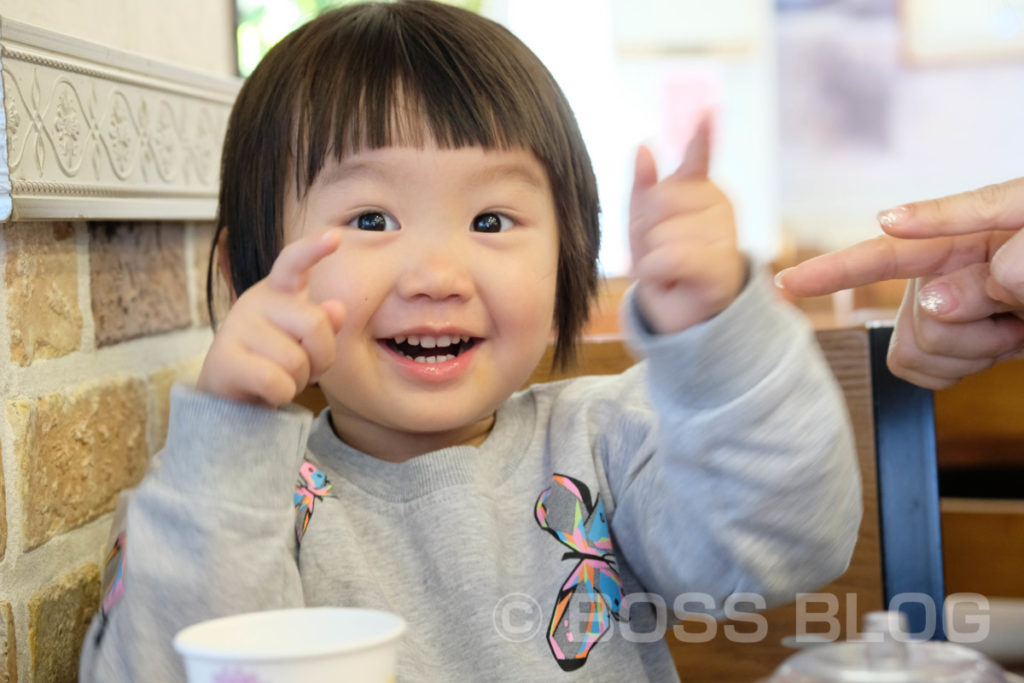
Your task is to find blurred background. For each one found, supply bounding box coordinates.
[236,0,1024,279]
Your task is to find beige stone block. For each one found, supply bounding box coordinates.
[149,357,203,452]
[192,222,217,327]
[10,377,148,549]
[4,222,83,366]
[0,446,5,563]
[29,564,99,683]
[0,601,16,683]
[90,222,191,346]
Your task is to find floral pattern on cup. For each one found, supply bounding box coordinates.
[213,668,266,683]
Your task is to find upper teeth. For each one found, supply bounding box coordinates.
[394,335,470,348]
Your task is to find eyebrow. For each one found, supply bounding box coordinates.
[312,155,548,192]
[312,160,390,189]
[470,160,547,192]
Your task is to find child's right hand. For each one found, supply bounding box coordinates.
[197,229,346,407]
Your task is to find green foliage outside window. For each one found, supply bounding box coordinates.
[236,0,483,76]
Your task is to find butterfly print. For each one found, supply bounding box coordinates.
[535,474,623,671]
[293,461,332,543]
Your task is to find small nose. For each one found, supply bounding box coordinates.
[395,239,474,302]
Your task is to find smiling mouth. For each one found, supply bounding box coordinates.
[383,334,479,363]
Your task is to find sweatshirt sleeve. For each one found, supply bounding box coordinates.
[79,385,313,682]
[604,270,862,616]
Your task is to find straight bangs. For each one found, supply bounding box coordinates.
[290,2,570,197]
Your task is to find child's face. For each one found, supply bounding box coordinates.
[284,144,559,459]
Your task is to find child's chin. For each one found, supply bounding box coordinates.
[399,411,496,443]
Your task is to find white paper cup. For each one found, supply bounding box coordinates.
[173,607,406,683]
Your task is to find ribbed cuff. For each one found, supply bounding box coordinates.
[623,267,813,409]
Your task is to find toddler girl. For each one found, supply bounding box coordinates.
[81,2,861,680]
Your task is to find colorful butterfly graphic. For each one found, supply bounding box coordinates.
[535,474,623,671]
[293,461,333,543]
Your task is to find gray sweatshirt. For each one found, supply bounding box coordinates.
[80,275,862,682]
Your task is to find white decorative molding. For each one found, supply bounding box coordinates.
[0,17,241,221]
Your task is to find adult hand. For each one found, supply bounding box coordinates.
[197,229,346,407]
[629,118,745,335]
[776,178,1024,389]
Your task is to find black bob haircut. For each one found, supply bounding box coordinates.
[208,0,601,368]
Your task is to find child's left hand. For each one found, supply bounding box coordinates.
[629,119,745,335]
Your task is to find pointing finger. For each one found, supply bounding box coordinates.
[877,177,1024,238]
[776,235,955,297]
[267,228,343,293]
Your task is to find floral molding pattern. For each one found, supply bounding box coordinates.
[0,17,241,221]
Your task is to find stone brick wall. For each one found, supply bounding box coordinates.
[0,220,216,681]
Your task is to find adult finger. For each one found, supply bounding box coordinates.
[877,177,1024,238]
[886,291,995,389]
[911,310,1024,361]
[888,356,995,391]
[916,262,1019,323]
[267,229,343,293]
[776,235,952,297]
[990,225,1024,305]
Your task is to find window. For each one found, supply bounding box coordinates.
[236,0,482,76]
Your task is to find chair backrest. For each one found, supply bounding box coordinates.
[867,324,945,640]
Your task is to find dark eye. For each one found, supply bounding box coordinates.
[471,213,512,233]
[350,212,398,231]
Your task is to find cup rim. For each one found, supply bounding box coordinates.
[173,607,406,662]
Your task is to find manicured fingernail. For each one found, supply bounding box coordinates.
[918,283,953,315]
[773,268,792,289]
[877,205,909,228]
